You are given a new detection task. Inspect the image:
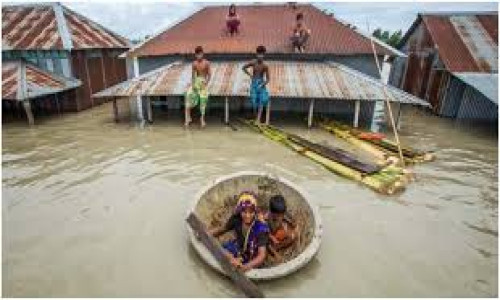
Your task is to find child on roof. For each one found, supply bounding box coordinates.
[291,12,311,53]
[242,45,270,125]
[209,192,269,272]
[185,46,211,128]
[226,4,240,36]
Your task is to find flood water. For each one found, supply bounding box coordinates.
[2,102,498,297]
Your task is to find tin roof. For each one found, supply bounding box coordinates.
[453,72,498,104]
[2,3,130,50]
[400,12,498,72]
[126,4,401,58]
[93,60,429,106]
[2,60,81,101]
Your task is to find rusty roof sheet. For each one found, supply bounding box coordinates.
[126,4,399,57]
[2,60,81,101]
[2,3,130,50]
[404,12,498,72]
[93,60,429,106]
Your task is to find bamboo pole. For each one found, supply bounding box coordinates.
[353,100,360,128]
[308,99,314,128]
[367,22,405,167]
[225,96,229,125]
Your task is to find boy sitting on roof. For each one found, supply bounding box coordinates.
[242,45,270,125]
[259,195,298,262]
[226,4,240,36]
[185,46,211,128]
[290,13,311,53]
[209,192,269,272]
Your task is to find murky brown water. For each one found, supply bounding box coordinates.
[3,103,498,297]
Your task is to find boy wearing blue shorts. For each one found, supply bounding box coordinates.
[242,45,270,124]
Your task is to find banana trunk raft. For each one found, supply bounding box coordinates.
[319,120,435,165]
[242,120,413,195]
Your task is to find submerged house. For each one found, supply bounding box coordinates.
[2,2,130,124]
[94,3,429,127]
[389,12,498,123]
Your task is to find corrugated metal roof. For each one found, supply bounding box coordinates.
[93,60,429,106]
[126,4,399,57]
[2,3,130,50]
[406,12,498,72]
[453,72,498,104]
[2,60,81,101]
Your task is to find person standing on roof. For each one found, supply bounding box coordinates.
[185,46,211,128]
[226,4,240,36]
[242,45,270,125]
[290,12,311,53]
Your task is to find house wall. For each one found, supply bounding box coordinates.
[439,75,497,122]
[71,49,128,110]
[136,54,385,78]
[2,50,72,77]
[130,54,383,125]
[389,21,443,112]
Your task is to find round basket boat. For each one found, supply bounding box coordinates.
[186,171,322,281]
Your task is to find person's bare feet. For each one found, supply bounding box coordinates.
[184,116,192,127]
[200,118,206,128]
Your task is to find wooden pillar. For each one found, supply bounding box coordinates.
[265,99,271,125]
[307,99,315,128]
[146,97,153,123]
[83,53,94,108]
[224,97,229,124]
[54,93,61,116]
[23,100,34,126]
[100,51,107,89]
[353,100,360,128]
[113,97,119,122]
[396,102,402,130]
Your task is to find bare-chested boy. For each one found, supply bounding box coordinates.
[242,45,270,124]
[185,46,211,128]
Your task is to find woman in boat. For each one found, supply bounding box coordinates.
[209,192,269,272]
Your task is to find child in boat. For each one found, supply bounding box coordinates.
[260,195,298,259]
[209,192,269,272]
[242,45,270,125]
[185,46,211,128]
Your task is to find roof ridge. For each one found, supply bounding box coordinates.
[53,2,73,50]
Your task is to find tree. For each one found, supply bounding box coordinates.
[372,28,403,48]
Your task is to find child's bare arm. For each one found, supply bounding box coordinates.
[242,61,253,77]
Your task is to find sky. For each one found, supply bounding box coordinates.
[7,1,499,41]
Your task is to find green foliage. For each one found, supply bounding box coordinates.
[372,28,403,48]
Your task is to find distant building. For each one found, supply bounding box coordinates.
[96,3,428,127]
[389,12,498,123]
[2,2,130,124]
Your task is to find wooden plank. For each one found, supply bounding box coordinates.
[186,213,265,298]
[112,97,119,122]
[23,100,35,126]
[287,134,381,174]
